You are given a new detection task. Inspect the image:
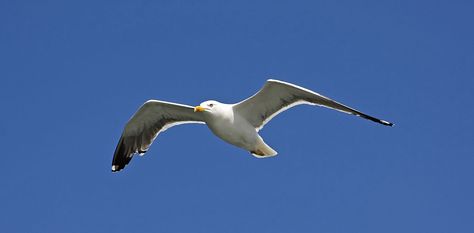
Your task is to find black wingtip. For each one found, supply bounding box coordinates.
[111,136,133,173]
[111,164,124,172]
[380,120,394,127]
[356,112,394,127]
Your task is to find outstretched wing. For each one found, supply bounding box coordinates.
[233,79,393,131]
[112,100,205,172]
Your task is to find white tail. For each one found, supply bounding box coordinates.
[251,139,278,158]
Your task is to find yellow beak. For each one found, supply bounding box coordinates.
[194,106,206,112]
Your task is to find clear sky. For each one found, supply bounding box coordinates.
[1,0,473,232]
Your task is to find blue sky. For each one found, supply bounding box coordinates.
[1,0,473,232]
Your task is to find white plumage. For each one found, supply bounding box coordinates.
[112,79,393,172]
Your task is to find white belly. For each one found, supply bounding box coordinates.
[206,115,258,151]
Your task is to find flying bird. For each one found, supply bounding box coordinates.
[112,79,393,172]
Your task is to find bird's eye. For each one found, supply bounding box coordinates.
[208,103,214,107]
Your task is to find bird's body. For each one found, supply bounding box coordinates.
[111,79,393,172]
[202,103,275,156]
[204,104,255,150]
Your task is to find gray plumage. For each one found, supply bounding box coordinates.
[112,79,393,172]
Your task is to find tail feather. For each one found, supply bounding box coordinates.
[251,140,277,158]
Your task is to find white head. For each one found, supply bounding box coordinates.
[194,100,223,114]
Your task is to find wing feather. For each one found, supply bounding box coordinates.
[112,100,204,172]
[233,79,393,131]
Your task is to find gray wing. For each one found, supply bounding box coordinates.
[112,100,205,172]
[233,79,393,131]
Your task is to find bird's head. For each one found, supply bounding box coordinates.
[194,100,222,113]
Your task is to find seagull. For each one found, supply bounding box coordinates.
[112,79,393,172]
